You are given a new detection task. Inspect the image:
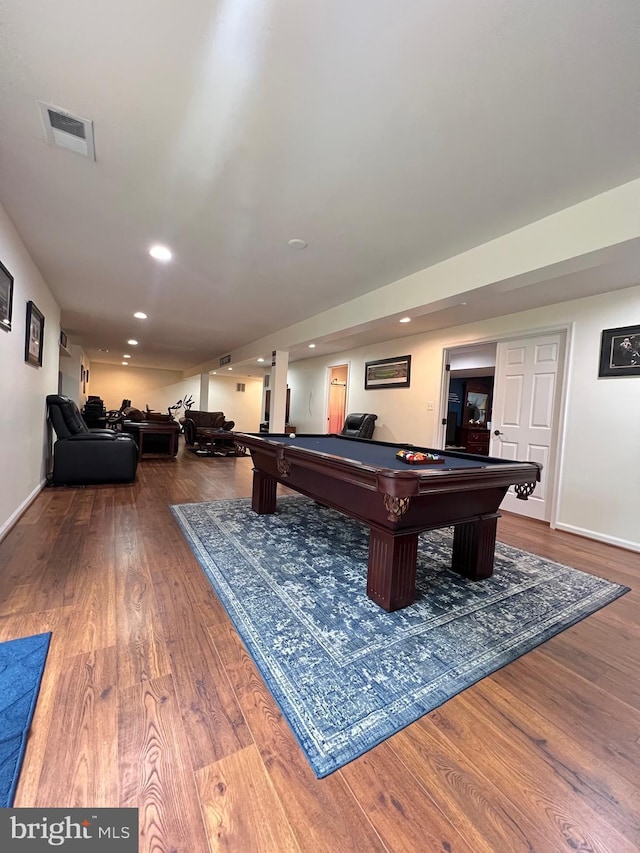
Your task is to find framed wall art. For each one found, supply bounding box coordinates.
[25,301,45,367]
[598,325,640,377]
[364,355,411,389]
[0,260,14,332]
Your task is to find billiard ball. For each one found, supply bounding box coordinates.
[289,433,296,438]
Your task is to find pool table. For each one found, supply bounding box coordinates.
[234,433,542,612]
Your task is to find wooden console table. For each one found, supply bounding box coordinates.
[122,421,180,460]
[456,426,490,455]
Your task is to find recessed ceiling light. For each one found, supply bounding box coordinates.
[98,348,109,352]
[123,354,131,359]
[308,343,316,348]
[121,362,129,366]
[257,357,264,363]
[127,339,138,346]
[399,317,411,323]
[228,367,233,370]
[133,311,148,319]
[149,244,172,261]
[288,238,307,249]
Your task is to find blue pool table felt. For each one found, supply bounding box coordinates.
[260,434,503,471]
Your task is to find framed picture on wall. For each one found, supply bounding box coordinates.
[599,325,640,377]
[0,260,13,332]
[364,355,411,389]
[24,301,45,366]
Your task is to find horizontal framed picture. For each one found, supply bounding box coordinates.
[364,355,411,389]
[0,260,14,332]
[599,325,640,377]
[25,300,45,367]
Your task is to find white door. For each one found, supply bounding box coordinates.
[490,332,563,521]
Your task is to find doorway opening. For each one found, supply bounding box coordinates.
[443,344,496,454]
[327,364,348,434]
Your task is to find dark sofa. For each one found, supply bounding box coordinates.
[181,410,238,455]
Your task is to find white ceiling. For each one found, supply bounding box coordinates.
[1,0,639,373]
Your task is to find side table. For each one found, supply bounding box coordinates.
[122,421,180,460]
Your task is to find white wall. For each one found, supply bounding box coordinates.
[59,342,85,405]
[288,284,640,552]
[552,290,640,547]
[208,375,263,432]
[449,343,496,371]
[288,344,444,443]
[145,375,202,418]
[137,372,263,430]
[88,362,186,412]
[0,203,61,538]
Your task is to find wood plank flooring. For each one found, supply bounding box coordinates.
[0,443,638,852]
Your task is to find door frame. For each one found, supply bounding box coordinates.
[438,322,573,528]
[325,362,350,434]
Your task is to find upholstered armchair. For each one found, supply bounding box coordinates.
[340,412,378,439]
[46,394,138,485]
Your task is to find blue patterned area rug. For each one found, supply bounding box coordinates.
[172,497,629,778]
[0,632,51,806]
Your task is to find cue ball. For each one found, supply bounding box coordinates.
[289,433,296,438]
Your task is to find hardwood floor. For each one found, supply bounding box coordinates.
[1,443,638,852]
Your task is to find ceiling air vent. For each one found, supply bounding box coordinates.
[38,101,96,160]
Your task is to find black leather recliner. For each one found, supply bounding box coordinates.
[340,413,378,439]
[46,394,138,485]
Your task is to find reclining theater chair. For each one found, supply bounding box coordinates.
[340,412,378,439]
[46,394,138,485]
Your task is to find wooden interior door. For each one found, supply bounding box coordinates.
[327,365,348,433]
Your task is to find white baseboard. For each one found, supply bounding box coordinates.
[554,522,640,554]
[0,480,46,542]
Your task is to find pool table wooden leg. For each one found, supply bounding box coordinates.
[367,529,418,611]
[251,469,277,514]
[451,513,499,580]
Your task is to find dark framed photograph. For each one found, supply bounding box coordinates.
[364,355,411,389]
[0,260,13,332]
[25,300,45,367]
[599,325,640,377]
